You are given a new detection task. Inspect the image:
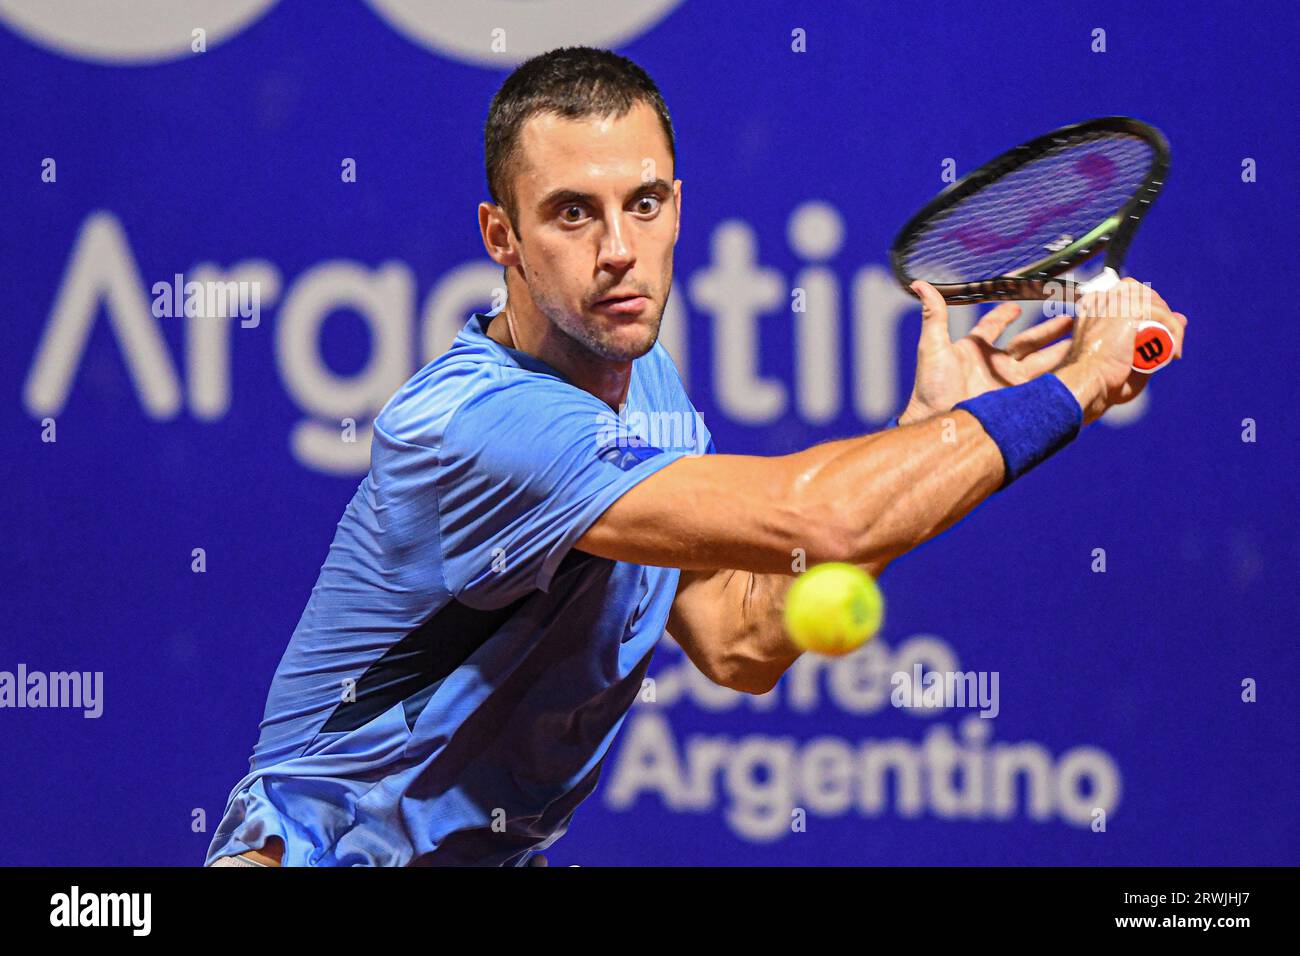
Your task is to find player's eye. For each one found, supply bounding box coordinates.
[560,204,587,223]
[633,195,661,215]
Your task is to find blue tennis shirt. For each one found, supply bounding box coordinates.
[205,307,712,866]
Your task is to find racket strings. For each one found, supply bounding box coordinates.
[900,132,1155,284]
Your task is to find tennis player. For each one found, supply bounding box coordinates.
[206,46,1186,867]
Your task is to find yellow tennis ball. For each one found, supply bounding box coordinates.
[783,562,883,656]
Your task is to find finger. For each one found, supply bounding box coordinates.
[968,302,1022,346]
[1139,302,1185,364]
[1127,278,1169,312]
[911,280,952,352]
[1018,338,1072,376]
[1172,311,1187,359]
[1150,302,1184,355]
[1005,314,1073,359]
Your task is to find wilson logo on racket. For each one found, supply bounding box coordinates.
[1132,322,1175,372]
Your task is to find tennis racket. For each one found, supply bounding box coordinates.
[890,116,1173,373]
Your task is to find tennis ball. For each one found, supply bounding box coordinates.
[783,562,883,656]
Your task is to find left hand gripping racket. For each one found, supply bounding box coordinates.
[890,116,1174,373]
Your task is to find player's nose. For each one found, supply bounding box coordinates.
[597,220,636,271]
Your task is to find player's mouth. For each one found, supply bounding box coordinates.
[592,293,648,316]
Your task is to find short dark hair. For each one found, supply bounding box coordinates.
[484,46,676,229]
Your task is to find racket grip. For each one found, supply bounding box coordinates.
[1132,320,1175,374]
[1077,268,1174,374]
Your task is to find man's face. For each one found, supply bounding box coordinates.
[503,101,680,362]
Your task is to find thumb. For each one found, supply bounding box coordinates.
[911,280,951,352]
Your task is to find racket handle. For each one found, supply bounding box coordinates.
[1077,268,1174,374]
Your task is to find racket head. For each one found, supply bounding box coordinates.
[890,116,1170,304]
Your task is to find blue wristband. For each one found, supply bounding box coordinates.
[954,374,1082,488]
[885,414,902,429]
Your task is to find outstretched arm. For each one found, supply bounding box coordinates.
[578,405,1009,574]
[579,279,1186,693]
[583,405,1033,695]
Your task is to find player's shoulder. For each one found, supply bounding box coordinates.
[376,344,599,451]
[378,361,520,450]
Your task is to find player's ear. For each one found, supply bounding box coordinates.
[479,201,520,268]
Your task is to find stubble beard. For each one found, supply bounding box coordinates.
[541,286,668,364]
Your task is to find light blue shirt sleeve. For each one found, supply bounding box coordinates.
[434,374,689,609]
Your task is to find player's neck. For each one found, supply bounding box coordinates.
[489,306,631,410]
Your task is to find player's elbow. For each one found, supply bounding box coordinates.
[709,658,783,696]
[696,643,787,696]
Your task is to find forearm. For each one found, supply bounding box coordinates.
[583,413,1005,574]
[785,410,1004,570]
[789,363,1101,569]
[581,368,1100,574]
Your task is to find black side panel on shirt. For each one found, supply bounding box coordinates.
[320,549,598,734]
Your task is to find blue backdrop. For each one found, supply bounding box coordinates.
[1,0,1296,866]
